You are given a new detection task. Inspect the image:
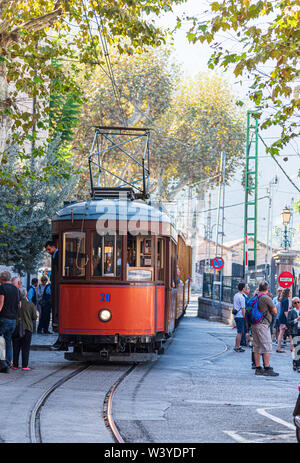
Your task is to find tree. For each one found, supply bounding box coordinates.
[0,139,76,274]
[70,48,245,200]
[152,73,246,199]
[71,47,180,197]
[0,0,185,154]
[185,0,300,156]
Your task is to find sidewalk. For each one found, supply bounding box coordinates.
[31,331,58,350]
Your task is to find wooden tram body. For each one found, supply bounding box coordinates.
[51,197,192,362]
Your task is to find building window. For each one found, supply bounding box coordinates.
[63,232,86,277]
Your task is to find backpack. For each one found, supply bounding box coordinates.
[246,293,265,325]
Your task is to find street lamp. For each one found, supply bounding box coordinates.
[281,206,291,226]
[281,206,291,250]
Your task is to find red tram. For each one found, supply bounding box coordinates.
[51,193,192,362]
[51,126,192,362]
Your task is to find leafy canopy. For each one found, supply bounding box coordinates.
[185,0,300,156]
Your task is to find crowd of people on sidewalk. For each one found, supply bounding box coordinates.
[0,268,53,373]
[233,280,300,377]
[0,240,61,373]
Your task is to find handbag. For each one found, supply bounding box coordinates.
[14,319,25,338]
[0,334,5,361]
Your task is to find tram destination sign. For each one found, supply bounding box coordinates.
[212,256,224,270]
[278,271,294,288]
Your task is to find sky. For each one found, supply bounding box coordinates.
[156,0,300,251]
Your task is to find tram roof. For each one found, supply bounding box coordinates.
[53,198,174,225]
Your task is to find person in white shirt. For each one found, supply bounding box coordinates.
[233,282,246,353]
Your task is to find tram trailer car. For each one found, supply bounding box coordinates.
[51,197,192,362]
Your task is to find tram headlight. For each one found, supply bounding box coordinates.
[98,309,112,322]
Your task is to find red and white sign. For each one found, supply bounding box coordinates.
[278,271,294,288]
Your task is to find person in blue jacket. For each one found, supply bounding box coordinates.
[276,288,292,353]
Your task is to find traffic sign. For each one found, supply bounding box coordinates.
[278,271,294,288]
[212,256,224,270]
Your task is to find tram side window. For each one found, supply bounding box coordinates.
[171,240,177,288]
[63,232,86,277]
[92,233,121,277]
[157,238,164,281]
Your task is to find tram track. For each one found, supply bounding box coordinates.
[28,361,138,444]
[28,330,229,444]
[29,364,91,443]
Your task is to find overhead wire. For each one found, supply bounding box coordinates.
[258,135,300,193]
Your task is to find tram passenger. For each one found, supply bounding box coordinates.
[92,255,102,276]
[12,287,37,370]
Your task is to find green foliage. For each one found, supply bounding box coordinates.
[0,0,185,186]
[71,48,246,200]
[186,0,300,156]
[0,140,77,274]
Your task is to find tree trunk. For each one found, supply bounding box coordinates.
[0,60,10,158]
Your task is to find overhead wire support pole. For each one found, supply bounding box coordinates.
[211,151,226,314]
[244,110,259,283]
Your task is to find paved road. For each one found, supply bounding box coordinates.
[0,296,299,443]
[114,305,299,443]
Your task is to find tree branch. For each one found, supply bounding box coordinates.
[0,6,63,48]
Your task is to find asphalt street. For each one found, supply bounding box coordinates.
[114,299,299,443]
[0,295,299,443]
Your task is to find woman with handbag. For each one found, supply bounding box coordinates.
[12,287,37,371]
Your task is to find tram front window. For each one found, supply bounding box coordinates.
[127,235,154,281]
[92,233,121,277]
[63,232,86,277]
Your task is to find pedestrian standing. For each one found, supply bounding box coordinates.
[287,297,300,372]
[0,271,21,371]
[233,282,246,353]
[12,287,37,370]
[276,288,292,353]
[45,241,67,350]
[252,281,279,376]
[36,276,48,328]
[11,276,21,289]
[27,278,38,333]
[273,288,282,343]
[37,282,52,334]
[27,278,38,305]
[241,284,250,346]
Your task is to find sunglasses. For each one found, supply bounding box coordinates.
[294,301,300,304]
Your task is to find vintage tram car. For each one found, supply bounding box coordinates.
[51,189,192,362]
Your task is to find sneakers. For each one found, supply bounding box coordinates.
[263,367,279,377]
[255,366,264,375]
[234,347,245,352]
[255,366,279,376]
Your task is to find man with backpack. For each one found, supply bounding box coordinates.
[248,281,279,377]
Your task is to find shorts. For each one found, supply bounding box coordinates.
[235,317,245,334]
[252,322,272,354]
[274,319,280,329]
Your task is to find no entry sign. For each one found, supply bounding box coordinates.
[212,256,224,270]
[278,271,294,288]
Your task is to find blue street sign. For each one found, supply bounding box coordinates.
[212,256,224,270]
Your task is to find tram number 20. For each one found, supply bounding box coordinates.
[100,293,111,303]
